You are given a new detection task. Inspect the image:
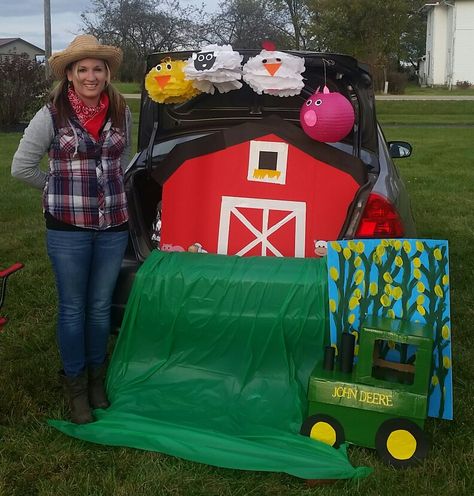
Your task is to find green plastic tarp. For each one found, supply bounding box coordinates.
[50,251,370,480]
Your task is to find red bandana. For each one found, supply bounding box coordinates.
[67,87,109,141]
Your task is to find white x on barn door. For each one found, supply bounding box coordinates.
[217,196,306,257]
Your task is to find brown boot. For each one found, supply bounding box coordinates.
[88,363,110,409]
[61,372,93,424]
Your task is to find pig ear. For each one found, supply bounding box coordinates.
[323,85,330,94]
[315,85,320,94]
[192,52,197,60]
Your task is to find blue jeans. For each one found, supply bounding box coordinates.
[47,229,128,377]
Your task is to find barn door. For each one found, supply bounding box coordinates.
[217,196,306,257]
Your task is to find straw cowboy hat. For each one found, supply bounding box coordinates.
[49,34,123,80]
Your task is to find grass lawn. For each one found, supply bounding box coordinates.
[114,82,142,94]
[404,82,474,96]
[0,100,473,495]
[376,101,474,125]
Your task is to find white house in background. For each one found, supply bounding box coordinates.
[419,0,474,87]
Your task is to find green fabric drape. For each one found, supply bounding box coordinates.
[50,251,370,480]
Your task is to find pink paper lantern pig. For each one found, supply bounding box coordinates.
[300,86,355,143]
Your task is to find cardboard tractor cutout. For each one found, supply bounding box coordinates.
[302,315,433,468]
[300,239,452,468]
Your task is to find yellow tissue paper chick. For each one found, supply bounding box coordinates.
[145,58,201,104]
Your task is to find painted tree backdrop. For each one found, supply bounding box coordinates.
[327,239,452,420]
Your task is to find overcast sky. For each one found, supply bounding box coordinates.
[0,0,217,53]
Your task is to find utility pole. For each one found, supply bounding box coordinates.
[44,0,52,80]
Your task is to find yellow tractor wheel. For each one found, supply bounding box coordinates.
[300,414,345,448]
[375,418,429,467]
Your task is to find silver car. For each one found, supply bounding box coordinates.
[111,50,415,329]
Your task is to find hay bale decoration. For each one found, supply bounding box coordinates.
[242,41,305,97]
[184,44,243,94]
[145,58,201,104]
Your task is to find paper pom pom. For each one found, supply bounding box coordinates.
[184,44,243,94]
[300,86,355,142]
[261,40,276,52]
[242,49,305,97]
[145,58,201,104]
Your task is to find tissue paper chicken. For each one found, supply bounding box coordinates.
[184,44,243,94]
[242,42,305,97]
[145,58,201,104]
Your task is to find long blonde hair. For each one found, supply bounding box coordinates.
[49,60,126,128]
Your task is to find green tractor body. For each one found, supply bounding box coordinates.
[303,315,434,466]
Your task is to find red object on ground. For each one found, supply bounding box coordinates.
[0,262,24,331]
[0,262,24,278]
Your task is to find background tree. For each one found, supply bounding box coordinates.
[80,0,427,84]
[307,0,408,63]
[197,0,289,49]
[81,0,203,80]
[0,54,49,129]
[198,0,315,50]
[268,0,313,49]
[306,0,426,89]
[399,4,427,71]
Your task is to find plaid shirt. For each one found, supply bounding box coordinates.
[44,105,128,230]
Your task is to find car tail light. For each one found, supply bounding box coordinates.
[355,193,404,238]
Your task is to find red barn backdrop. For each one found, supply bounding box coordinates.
[153,117,367,258]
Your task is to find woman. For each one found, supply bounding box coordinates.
[11,35,131,424]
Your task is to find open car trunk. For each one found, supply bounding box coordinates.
[112,50,382,329]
